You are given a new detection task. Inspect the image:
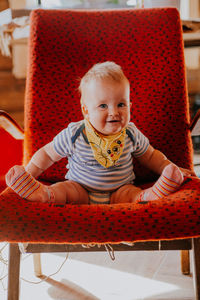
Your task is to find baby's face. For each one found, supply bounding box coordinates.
[82,78,131,135]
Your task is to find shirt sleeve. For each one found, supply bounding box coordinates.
[128,122,149,158]
[53,124,74,157]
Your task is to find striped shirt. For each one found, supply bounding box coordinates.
[53,120,149,191]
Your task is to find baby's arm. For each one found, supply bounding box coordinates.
[25,141,63,178]
[6,140,89,204]
[136,145,171,175]
[137,145,195,177]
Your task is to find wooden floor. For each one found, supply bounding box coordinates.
[0,245,196,300]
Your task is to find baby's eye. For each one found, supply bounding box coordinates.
[99,104,107,109]
[118,102,126,107]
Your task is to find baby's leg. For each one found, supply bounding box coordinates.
[110,184,142,204]
[5,165,48,202]
[6,165,89,205]
[111,163,184,203]
[139,163,184,201]
[50,181,89,205]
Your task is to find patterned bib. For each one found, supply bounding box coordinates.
[84,119,126,168]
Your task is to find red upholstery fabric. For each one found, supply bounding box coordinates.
[0,128,23,193]
[24,8,193,183]
[0,8,200,244]
[0,178,200,244]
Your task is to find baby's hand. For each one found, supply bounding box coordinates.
[179,167,196,178]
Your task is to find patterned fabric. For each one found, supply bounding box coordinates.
[84,119,126,168]
[151,174,183,198]
[88,190,111,204]
[140,170,183,201]
[9,170,40,198]
[53,121,149,191]
[0,177,200,243]
[0,8,200,244]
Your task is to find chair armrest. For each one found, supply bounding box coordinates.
[0,110,24,140]
[190,109,200,136]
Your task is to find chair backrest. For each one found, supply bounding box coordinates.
[24,8,193,183]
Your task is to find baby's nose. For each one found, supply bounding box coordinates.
[109,106,119,116]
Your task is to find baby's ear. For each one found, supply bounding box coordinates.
[81,104,88,116]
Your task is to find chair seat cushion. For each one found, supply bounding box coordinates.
[0,177,200,244]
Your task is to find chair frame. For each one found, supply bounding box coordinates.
[6,238,200,300]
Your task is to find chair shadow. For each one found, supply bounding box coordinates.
[41,275,100,300]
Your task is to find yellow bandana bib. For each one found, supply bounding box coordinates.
[84,119,126,168]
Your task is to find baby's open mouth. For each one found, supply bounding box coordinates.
[107,120,120,123]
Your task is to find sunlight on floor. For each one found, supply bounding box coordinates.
[46,258,179,300]
[12,250,193,300]
[0,244,195,300]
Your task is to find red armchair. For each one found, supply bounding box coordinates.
[1,8,200,300]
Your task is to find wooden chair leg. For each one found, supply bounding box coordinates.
[192,238,200,300]
[8,243,21,300]
[181,250,190,275]
[33,253,43,278]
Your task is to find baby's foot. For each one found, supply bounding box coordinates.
[139,164,184,201]
[5,165,54,203]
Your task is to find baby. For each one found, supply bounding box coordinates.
[6,61,192,205]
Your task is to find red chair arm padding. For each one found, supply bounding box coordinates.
[0,177,200,244]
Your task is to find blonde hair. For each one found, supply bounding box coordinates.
[79,61,129,96]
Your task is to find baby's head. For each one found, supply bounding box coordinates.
[79,61,131,136]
